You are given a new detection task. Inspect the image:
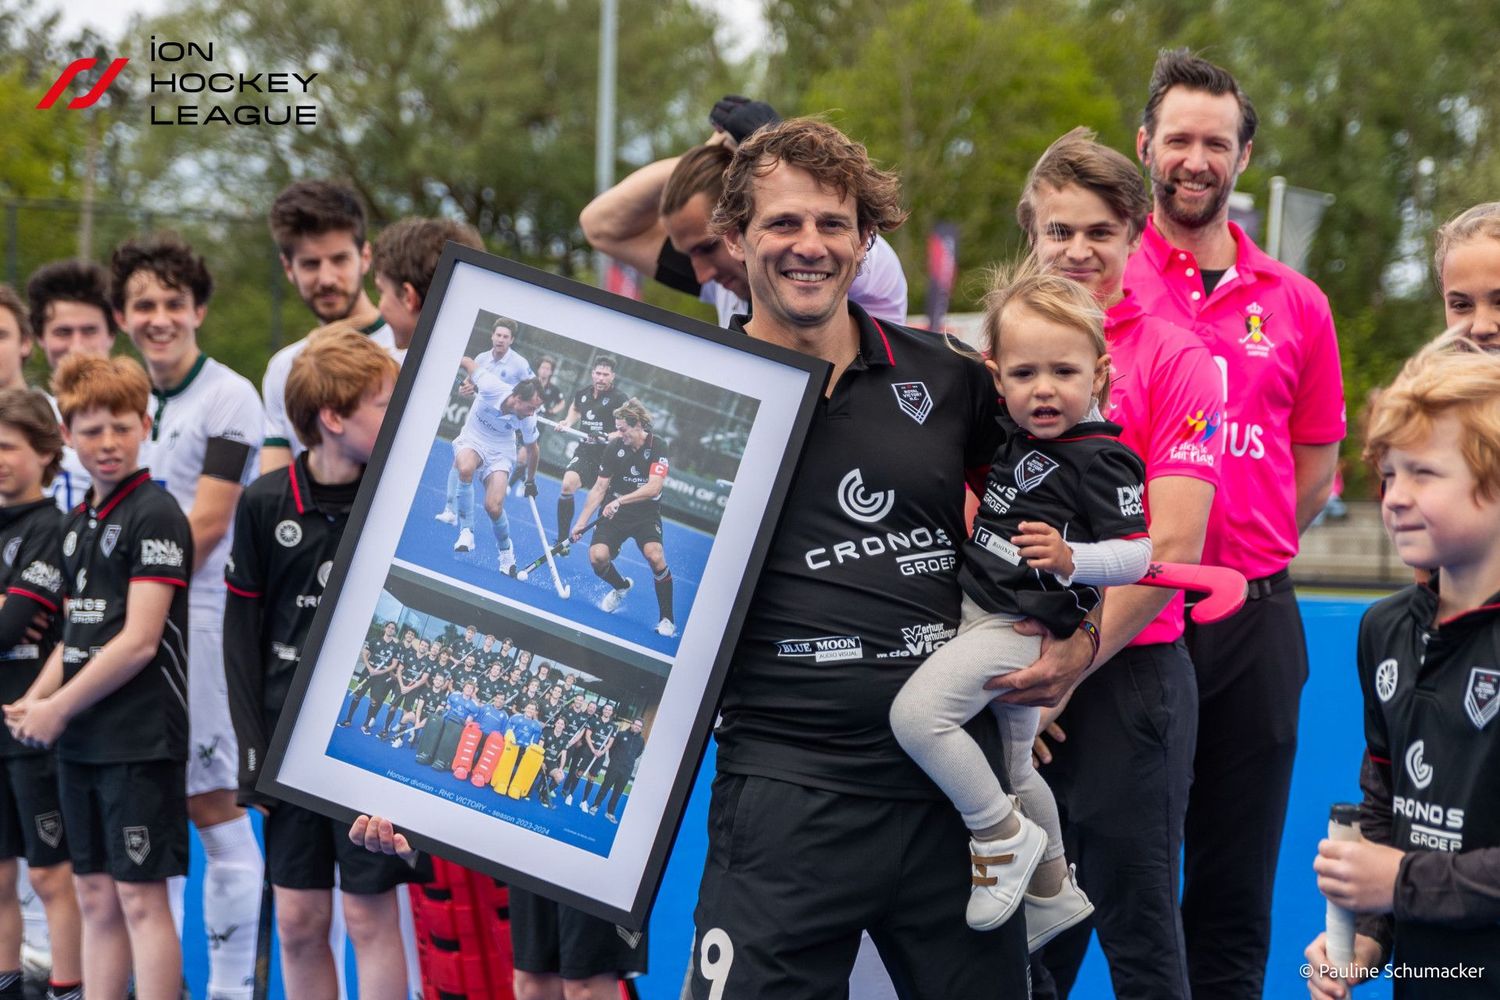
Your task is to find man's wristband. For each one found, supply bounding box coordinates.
[1078,619,1101,661]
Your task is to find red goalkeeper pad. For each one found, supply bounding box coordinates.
[1135,562,1248,624]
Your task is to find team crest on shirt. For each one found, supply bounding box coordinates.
[100,525,122,557]
[3,538,18,566]
[34,811,61,848]
[124,826,150,865]
[891,382,933,425]
[317,561,332,588]
[1464,668,1500,730]
[63,531,77,557]
[1375,658,1398,702]
[1239,304,1276,358]
[275,519,303,547]
[1014,451,1061,492]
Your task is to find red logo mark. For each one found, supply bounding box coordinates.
[36,57,130,109]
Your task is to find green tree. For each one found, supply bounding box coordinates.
[802,0,1120,314]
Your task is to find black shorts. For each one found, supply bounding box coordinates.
[688,772,1030,1000]
[265,801,432,894]
[591,512,663,557]
[509,885,647,979]
[0,754,69,867]
[58,759,188,882]
[565,442,607,490]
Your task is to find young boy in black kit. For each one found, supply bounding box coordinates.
[8,355,190,1000]
[223,328,423,1000]
[0,389,82,1000]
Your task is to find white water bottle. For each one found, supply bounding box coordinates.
[1325,802,1363,967]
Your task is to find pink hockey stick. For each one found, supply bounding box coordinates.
[1134,562,1248,624]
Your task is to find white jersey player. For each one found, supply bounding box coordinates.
[439,317,534,524]
[112,234,266,1000]
[447,368,544,573]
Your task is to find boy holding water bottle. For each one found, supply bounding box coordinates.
[1304,340,1500,998]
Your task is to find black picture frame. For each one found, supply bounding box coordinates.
[260,244,827,928]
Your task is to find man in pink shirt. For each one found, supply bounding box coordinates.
[1001,127,1222,999]
[1125,50,1345,999]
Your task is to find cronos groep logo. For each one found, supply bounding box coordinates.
[837,469,894,524]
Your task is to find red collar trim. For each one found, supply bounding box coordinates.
[871,318,896,366]
[94,470,153,519]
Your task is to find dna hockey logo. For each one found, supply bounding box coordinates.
[140,538,183,567]
[1404,740,1433,790]
[1375,658,1398,703]
[837,469,895,524]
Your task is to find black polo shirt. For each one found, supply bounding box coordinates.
[599,434,669,516]
[569,386,628,441]
[0,499,65,758]
[364,636,399,675]
[224,454,356,804]
[960,412,1147,636]
[715,302,1005,798]
[59,469,192,764]
[1355,584,1500,992]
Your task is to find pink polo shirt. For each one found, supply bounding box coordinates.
[1124,217,1346,580]
[1106,292,1224,645]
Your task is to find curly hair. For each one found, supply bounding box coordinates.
[109,233,213,313]
[709,118,907,246]
[25,260,116,338]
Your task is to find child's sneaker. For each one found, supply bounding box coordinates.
[1024,863,1094,952]
[966,812,1046,931]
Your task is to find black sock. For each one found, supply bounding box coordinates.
[597,561,628,590]
[654,566,674,621]
[557,495,575,541]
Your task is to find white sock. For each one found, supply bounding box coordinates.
[16,862,50,957]
[397,886,423,997]
[200,815,265,1000]
[330,879,349,998]
[169,875,186,940]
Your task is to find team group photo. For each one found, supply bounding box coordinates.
[1,0,1499,998]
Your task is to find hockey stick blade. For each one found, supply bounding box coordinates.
[1135,561,1248,624]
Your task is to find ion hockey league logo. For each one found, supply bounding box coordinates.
[1464,668,1500,730]
[1014,451,1061,492]
[891,382,933,425]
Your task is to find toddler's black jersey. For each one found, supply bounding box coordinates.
[1355,584,1500,992]
[225,456,353,799]
[599,435,669,515]
[960,413,1147,636]
[0,499,65,757]
[569,387,628,440]
[59,470,191,764]
[716,304,1005,798]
